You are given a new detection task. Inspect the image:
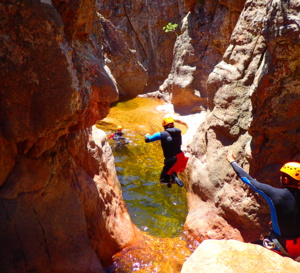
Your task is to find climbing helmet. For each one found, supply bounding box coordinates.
[280,162,300,182]
[162,116,174,127]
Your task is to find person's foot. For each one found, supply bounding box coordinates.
[160,177,170,183]
[167,183,172,188]
[171,173,184,187]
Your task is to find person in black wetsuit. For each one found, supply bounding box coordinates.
[145,115,188,188]
[227,150,300,260]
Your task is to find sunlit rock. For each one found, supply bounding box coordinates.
[185,0,300,244]
[181,240,300,273]
[93,13,148,99]
[159,0,246,114]
[96,0,182,93]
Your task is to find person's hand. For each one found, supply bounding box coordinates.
[144,133,150,141]
[226,150,236,163]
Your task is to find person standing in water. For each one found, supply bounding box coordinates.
[145,115,188,188]
[226,150,300,260]
[108,125,128,147]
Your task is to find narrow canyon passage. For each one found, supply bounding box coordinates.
[96,97,192,272]
[97,97,188,237]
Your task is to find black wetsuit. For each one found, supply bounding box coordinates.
[230,161,300,258]
[145,127,182,181]
[112,131,124,140]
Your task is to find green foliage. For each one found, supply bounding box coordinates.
[163,22,179,36]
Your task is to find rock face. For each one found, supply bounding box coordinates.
[159,0,247,114]
[0,1,139,272]
[93,12,148,99]
[184,0,300,244]
[181,240,300,273]
[1,0,300,271]
[96,0,182,95]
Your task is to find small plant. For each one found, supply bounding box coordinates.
[163,22,179,37]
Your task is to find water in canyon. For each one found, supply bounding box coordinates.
[97,97,188,238]
[97,97,192,272]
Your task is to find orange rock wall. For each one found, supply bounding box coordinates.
[0,1,137,272]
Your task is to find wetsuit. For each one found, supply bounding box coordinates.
[145,127,187,184]
[230,161,300,259]
[108,131,124,140]
[108,131,128,147]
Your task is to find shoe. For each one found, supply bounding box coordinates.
[167,183,172,188]
[171,173,184,187]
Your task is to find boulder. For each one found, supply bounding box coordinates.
[181,239,300,273]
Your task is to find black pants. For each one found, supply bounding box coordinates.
[160,156,177,182]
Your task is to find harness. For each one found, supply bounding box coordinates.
[264,232,300,260]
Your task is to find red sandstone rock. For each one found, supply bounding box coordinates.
[96,0,182,94]
[1,0,300,272]
[0,1,137,272]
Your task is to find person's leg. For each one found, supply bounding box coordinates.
[160,167,171,183]
[160,157,176,183]
[171,172,184,187]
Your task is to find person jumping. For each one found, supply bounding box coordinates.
[145,115,188,188]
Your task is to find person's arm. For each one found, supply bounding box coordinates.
[226,151,275,192]
[145,132,161,143]
[226,151,281,235]
[108,133,115,139]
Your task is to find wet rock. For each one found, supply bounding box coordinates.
[181,239,300,273]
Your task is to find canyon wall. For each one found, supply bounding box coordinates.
[184,0,300,243]
[160,0,247,114]
[0,1,139,272]
[1,0,300,271]
[96,0,183,97]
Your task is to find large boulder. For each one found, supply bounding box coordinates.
[181,240,300,273]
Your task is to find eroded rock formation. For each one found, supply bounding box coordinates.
[184,0,300,244]
[96,0,182,95]
[0,1,139,272]
[1,0,300,271]
[160,0,247,114]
